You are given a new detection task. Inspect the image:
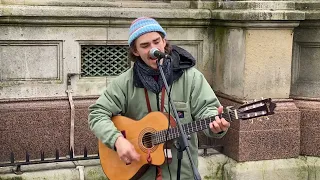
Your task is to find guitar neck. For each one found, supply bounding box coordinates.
[152,109,237,145]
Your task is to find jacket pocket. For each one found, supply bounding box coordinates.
[169,101,192,123]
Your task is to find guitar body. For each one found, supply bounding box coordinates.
[99,112,169,180]
[98,98,276,180]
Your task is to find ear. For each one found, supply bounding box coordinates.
[131,47,139,57]
[163,38,167,47]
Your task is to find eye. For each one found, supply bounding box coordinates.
[140,44,149,49]
[154,39,160,44]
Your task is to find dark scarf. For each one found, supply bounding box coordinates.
[133,45,195,94]
[133,58,172,94]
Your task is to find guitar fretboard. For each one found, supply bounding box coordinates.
[152,110,236,145]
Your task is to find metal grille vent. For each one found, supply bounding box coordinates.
[81,45,130,77]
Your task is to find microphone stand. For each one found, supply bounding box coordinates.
[156,58,201,180]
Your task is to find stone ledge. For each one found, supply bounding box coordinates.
[0,156,319,180]
[304,10,320,19]
[0,4,307,25]
[0,5,211,19]
[296,2,320,10]
[3,1,320,22]
[195,1,296,10]
[211,9,305,21]
[211,20,300,28]
[0,0,190,9]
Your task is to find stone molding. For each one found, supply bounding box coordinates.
[211,20,300,29]
[2,1,319,26]
[0,0,189,8]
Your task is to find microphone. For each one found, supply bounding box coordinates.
[149,48,170,59]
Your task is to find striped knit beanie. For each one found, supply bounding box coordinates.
[128,17,166,46]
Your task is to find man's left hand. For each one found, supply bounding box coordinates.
[209,106,230,134]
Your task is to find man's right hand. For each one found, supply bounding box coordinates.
[115,135,140,164]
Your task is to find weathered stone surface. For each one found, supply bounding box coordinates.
[216,97,300,162]
[212,23,298,100]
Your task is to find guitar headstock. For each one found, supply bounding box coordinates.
[229,98,276,120]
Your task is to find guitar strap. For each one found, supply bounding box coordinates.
[144,87,167,180]
[144,88,165,112]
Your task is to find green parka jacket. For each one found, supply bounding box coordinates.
[88,46,227,180]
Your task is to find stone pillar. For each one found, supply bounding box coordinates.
[292,21,320,157]
[205,1,303,100]
[213,22,297,99]
[207,0,304,162]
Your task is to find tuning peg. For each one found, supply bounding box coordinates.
[261,97,264,100]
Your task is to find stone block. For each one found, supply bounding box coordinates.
[216,97,300,162]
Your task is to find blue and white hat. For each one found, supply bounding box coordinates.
[128,17,166,46]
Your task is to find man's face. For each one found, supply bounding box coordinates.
[132,32,167,70]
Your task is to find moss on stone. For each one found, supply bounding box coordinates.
[0,177,23,180]
[204,158,228,180]
[213,26,227,84]
[87,169,108,180]
[0,81,23,87]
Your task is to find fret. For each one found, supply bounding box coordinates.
[159,131,163,143]
[184,124,187,137]
[193,121,196,132]
[195,121,198,132]
[184,123,188,135]
[173,128,177,139]
[175,128,179,139]
[154,132,158,145]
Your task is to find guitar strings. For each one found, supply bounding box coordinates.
[145,106,265,145]
[143,107,239,145]
[143,116,217,144]
[148,109,265,144]
[144,113,230,144]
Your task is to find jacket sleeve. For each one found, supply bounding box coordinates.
[189,69,227,138]
[88,79,127,150]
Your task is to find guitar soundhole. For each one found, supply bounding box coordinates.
[142,132,153,149]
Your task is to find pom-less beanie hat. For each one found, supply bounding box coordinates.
[128,17,167,46]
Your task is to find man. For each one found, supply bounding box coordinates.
[88,17,230,179]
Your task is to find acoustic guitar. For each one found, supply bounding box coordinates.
[98,98,276,180]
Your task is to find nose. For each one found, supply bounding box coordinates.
[148,46,159,58]
[150,42,160,50]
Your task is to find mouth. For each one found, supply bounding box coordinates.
[149,56,157,60]
[149,57,158,62]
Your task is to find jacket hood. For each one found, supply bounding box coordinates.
[170,45,196,71]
